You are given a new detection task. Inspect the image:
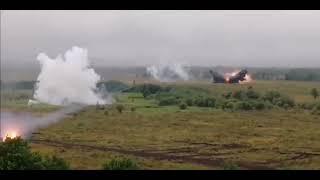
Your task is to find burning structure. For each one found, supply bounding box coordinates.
[209,69,252,84]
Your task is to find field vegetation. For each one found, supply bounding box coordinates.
[2,80,320,169]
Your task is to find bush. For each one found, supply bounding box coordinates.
[116,104,124,113]
[273,96,295,108]
[193,96,216,107]
[0,137,69,170]
[254,101,266,110]
[158,96,179,106]
[223,162,240,170]
[311,103,320,114]
[206,97,216,107]
[262,91,295,109]
[299,102,320,110]
[311,88,319,99]
[186,98,193,106]
[222,100,236,110]
[179,102,187,110]
[102,157,139,170]
[42,155,70,170]
[246,89,260,99]
[232,90,246,100]
[222,92,232,99]
[130,107,136,112]
[263,91,281,102]
[235,101,253,111]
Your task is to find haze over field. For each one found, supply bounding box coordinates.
[1,10,320,70]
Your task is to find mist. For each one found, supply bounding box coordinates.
[2,10,320,69]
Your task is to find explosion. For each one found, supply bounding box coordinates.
[34,46,108,106]
[240,74,253,84]
[224,70,253,84]
[2,130,18,141]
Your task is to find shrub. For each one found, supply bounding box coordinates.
[223,162,240,170]
[42,155,70,170]
[235,101,253,111]
[158,97,179,106]
[186,98,193,106]
[254,101,266,110]
[130,107,136,112]
[206,97,216,108]
[311,104,320,115]
[299,102,320,110]
[116,104,124,113]
[232,90,246,100]
[246,89,260,99]
[222,92,232,99]
[273,96,295,108]
[179,102,187,110]
[222,100,236,110]
[0,137,69,170]
[193,96,216,107]
[263,91,281,102]
[262,91,295,109]
[311,88,319,99]
[102,157,139,170]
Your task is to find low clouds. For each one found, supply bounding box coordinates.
[1,10,320,68]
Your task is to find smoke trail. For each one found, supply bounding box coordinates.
[1,104,85,140]
[33,47,108,105]
[146,62,191,82]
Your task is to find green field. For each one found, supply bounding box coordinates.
[2,80,320,169]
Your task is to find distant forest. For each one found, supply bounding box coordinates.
[1,66,320,84]
[187,67,320,82]
[250,68,320,81]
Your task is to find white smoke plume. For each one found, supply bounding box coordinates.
[146,62,191,82]
[33,47,108,106]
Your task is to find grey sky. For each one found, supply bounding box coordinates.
[1,10,320,68]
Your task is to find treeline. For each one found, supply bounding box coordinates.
[1,80,37,90]
[1,80,130,92]
[184,67,320,82]
[284,69,320,81]
[251,68,320,81]
[124,84,320,114]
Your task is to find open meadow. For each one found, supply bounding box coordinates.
[1,80,320,169]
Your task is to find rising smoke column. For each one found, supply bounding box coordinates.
[34,47,107,106]
[146,62,190,82]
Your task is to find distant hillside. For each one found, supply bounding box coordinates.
[1,62,320,82]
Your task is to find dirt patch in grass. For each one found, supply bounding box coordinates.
[31,139,275,170]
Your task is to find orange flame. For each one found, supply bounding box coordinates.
[2,131,18,141]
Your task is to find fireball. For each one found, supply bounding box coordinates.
[239,74,253,84]
[225,77,230,83]
[2,130,18,141]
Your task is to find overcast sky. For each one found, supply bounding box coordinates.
[1,10,320,68]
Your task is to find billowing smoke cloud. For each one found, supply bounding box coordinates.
[33,47,108,105]
[1,104,85,140]
[146,62,191,82]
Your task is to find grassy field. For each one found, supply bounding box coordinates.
[1,80,320,169]
[21,80,319,170]
[0,89,60,116]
